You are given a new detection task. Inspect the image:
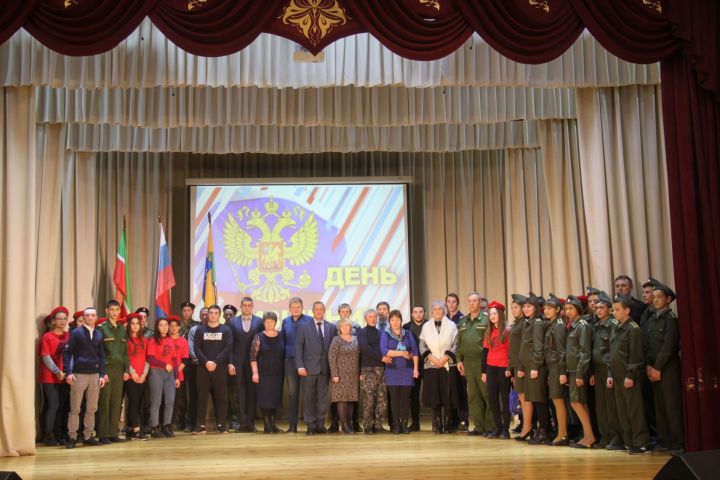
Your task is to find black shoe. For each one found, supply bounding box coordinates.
[306,428,316,436]
[65,438,77,449]
[353,422,362,432]
[109,435,126,443]
[628,447,651,455]
[217,425,229,434]
[183,426,193,433]
[286,425,298,433]
[552,436,570,446]
[528,429,549,445]
[193,425,207,435]
[44,433,59,446]
[409,422,420,432]
[328,422,340,433]
[605,442,625,451]
[515,430,534,441]
[150,427,164,439]
[433,417,444,434]
[99,437,112,445]
[142,425,152,435]
[487,429,501,439]
[653,445,672,452]
[341,423,355,434]
[443,418,455,434]
[163,425,175,438]
[400,420,409,434]
[316,426,328,434]
[269,416,281,433]
[468,429,483,436]
[458,422,469,432]
[85,436,101,446]
[512,423,523,433]
[499,429,510,439]
[263,417,272,434]
[364,428,375,435]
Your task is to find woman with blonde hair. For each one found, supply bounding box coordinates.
[328,318,360,433]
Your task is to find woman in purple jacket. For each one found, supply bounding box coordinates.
[380,310,420,434]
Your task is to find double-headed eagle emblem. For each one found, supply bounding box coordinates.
[223,197,318,303]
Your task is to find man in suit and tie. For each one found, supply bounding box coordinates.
[228,297,263,432]
[296,301,337,435]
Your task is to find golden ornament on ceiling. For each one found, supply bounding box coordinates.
[187,0,208,11]
[529,0,550,13]
[419,0,441,11]
[642,0,662,14]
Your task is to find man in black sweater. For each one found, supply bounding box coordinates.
[404,305,428,431]
[63,307,107,448]
[357,308,391,434]
[193,304,233,434]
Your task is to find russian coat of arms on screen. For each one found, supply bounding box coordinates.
[222,197,318,303]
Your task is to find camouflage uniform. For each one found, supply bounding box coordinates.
[360,366,387,430]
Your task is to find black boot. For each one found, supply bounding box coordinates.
[528,428,549,445]
[443,417,455,434]
[392,420,401,434]
[150,426,163,438]
[163,424,175,438]
[401,419,409,434]
[269,415,281,433]
[263,416,272,434]
[433,416,444,434]
[328,421,340,433]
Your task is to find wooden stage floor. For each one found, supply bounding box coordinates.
[1,424,669,480]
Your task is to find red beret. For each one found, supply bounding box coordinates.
[166,315,181,322]
[487,301,505,311]
[577,295,588,305]
[117,316,128,325]
[72,310,85,320]
[44,306,69,323]
[96,317,108,325]
[125,312,140,320]
[558,298,566,305]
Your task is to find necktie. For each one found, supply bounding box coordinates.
[317,322,324,345]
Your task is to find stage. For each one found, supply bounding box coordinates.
[1,424,667,480]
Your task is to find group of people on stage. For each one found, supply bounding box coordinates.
[38,274,683,456]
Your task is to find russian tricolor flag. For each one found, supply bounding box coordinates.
[155,221,176,319]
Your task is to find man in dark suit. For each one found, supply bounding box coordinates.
[228,296,263,432]
[296,301,337,435]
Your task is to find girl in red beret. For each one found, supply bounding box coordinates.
[125,314,149,440]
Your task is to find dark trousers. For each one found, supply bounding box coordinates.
[42,383,69,439]
[454,374,469,426]
[594,368,623,446]
[235,361,257,427]
[196,367,228,428]
[388,386,411,421]
[487,365,511,432]
[614,379,650,448]
[124,380,144,428]
[300,373,329,429]
[184,363,199,429]
[410,376,422,425]
[285,358,301,427]
[652,358,684,449]
[172,378,187,427]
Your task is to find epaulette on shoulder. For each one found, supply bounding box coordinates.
[611,318,619,326]
[579,319,588,326]
[556,319,564,325]
[534,317,543,322]
[629,321,639,329]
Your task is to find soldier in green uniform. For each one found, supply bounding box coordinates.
[639,278,659,442]
[646,283,684,452]
[507,294,527,435]
[457,292,494,436]
[543,294,569,445]
[608,295,651,454]
[97,299,130,444]
[590,292,624,450]
[564,296,596,449]
[136,307,153,339]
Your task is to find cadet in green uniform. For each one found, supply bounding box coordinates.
[608,295,651,454]
[97,300,130,444]
[519,294,551,445]
[457,292,494,436]
[508,294,531,437]
[590,292,624,450]
[564,295,596,448]
[543,294,569,445]
[639,278,659,441]
[646,283,684,452]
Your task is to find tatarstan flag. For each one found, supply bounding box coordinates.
[113,222,132,317]
[203,212,217,307]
